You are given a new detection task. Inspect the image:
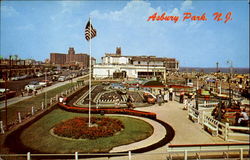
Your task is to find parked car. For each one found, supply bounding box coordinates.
[35,72,43,77]
[58,76,66,82]
[11,76,20,81]
[0,88,10,94]
[39,80,52,87]
[24,81,42,91]
[52,75,60,81]
[19,75,28,80]
[0,88,16,100]
[143,92,156,104]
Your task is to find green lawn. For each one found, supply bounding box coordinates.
[20,109,153,153]
[0,83,77,124]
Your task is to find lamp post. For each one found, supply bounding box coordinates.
[227,60,233,108]
[44,69,47,107]
[217,74,223,121]
[195,73,200,110]
[3,72,8,131]
[147,57,149,79]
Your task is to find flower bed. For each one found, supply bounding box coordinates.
[58,103,157,119]
[53,117,124,139]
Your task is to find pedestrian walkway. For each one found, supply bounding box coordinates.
[136,101,226,145]
[85,101,229,160]
[110,114,166,153]
[0,75,88,109]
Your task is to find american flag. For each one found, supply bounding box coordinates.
[85,20,96,41]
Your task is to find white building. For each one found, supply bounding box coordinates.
[93,47,178,79]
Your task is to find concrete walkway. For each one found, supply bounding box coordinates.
[0,75,88,109]
[136,101,226,145]
[109,115,166,153]
[85,101,229,160]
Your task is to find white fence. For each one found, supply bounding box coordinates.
[0,146,249,160]
[188,105,249,142]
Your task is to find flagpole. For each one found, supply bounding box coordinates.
[88,17,92,127]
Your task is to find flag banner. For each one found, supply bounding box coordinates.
[85,20,96,41]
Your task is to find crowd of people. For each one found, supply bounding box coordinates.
[211,102,249,126]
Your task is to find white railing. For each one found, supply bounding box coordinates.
[0,146,249,160]
[227,126,250,142]
[166,145,249,160]
[188,106,199,123]
[187,105,249,142]
[198,102,218,108]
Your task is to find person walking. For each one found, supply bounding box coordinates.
[169,87,173,101]
[21,89,24,97]
[126,95,134,109]
[164,91,169,103]
[115,97,120,108]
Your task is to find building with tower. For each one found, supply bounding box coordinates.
[93,47,179,79]
[50,47,95,69]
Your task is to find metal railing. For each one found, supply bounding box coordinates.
[0,147,249,160]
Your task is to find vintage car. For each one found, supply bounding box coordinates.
[39,80,52,87]
[0,88,16,100]
[24,81,42,91]
[143,92,156,104]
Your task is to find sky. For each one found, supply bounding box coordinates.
[0,0,249,68]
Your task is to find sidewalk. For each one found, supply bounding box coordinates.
[0,75,88,109]
[110,114,166,153]
[84,101,229,160]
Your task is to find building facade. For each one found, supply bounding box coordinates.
[50,47,95,69]
[93,47,179,79]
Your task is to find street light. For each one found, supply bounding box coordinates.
[227,60,233,107]
[3,72,8,131]
[44,69,47,107]
[195,73,201,110]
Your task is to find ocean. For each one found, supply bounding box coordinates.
[179,67,249,74]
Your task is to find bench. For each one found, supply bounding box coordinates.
[188,108,199,123]
[189,113,198,123]
[203,116,218,136]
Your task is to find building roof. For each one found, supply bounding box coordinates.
[141,80,165,88]
[131,57,177,62]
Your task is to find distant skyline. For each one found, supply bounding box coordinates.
[0,0,249,68]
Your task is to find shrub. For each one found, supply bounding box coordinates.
[58,103,157,119]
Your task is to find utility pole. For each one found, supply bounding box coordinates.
[4,72,8,131]
[216,62,219,72]
[195,74,200,110]
[227,61,233,108]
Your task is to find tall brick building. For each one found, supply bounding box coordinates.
[50,47,94,69]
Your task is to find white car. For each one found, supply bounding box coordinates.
[58,76,66,82]
[11,77,20,81]
[0,88,10,94]
[24,81,42,91]
[35,72,43,77]
[39,80,52,87]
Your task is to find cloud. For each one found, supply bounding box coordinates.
[181,0,193,11]
[50,1,81,22]
[91,1,162,23]
[91,0,195,27]
[1,5,19,17]
[16,24,34,30]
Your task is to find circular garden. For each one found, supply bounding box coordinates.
[53,117,124,139]
[17,109,154,153]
